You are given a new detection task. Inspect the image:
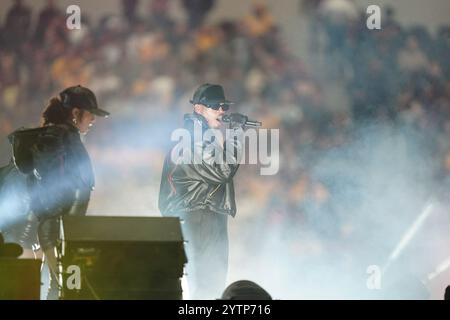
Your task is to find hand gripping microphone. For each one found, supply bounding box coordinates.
[221,114,262,128]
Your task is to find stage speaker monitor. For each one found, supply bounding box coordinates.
[0,258,41,300]
[60,216,187,300]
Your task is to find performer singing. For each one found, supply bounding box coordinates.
[1,85,109,299]
[159,83,247,299]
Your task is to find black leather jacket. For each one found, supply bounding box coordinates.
[8,123,95,220]
[4,123,95,250]
[1,123,94,250]
[159,113,243,217]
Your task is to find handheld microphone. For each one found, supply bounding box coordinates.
[221,114,262,128]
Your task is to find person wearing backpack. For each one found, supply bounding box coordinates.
[0,85,109,299]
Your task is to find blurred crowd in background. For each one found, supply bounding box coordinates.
[1,0,450,298]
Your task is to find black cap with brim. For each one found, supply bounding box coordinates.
[88,108,110,117]
[60,85,110,118]
[190,83,234,106]
[189,99,234,106]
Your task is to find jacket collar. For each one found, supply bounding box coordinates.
[184,112,210,132]
[63,122,81,133]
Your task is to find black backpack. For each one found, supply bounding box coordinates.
[8,126,64,175]
[0,126,52,230]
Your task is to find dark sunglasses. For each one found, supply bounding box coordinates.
[206,103,230,111]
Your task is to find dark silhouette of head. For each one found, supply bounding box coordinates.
[221,280,272,300]
[445,285,450,300]
[0,233,23,258]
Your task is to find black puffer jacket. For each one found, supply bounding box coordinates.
[9,123,95,220]
[159,113,243,217]
[1,123,95,249]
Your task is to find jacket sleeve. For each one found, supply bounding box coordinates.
[188,127,244,184]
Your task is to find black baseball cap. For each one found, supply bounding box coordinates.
[59,85,110,117]
[189,83,234,107]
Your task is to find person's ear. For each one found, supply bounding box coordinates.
[72,108,81,119]
[71,108,83,126]
[194,104,205,115]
